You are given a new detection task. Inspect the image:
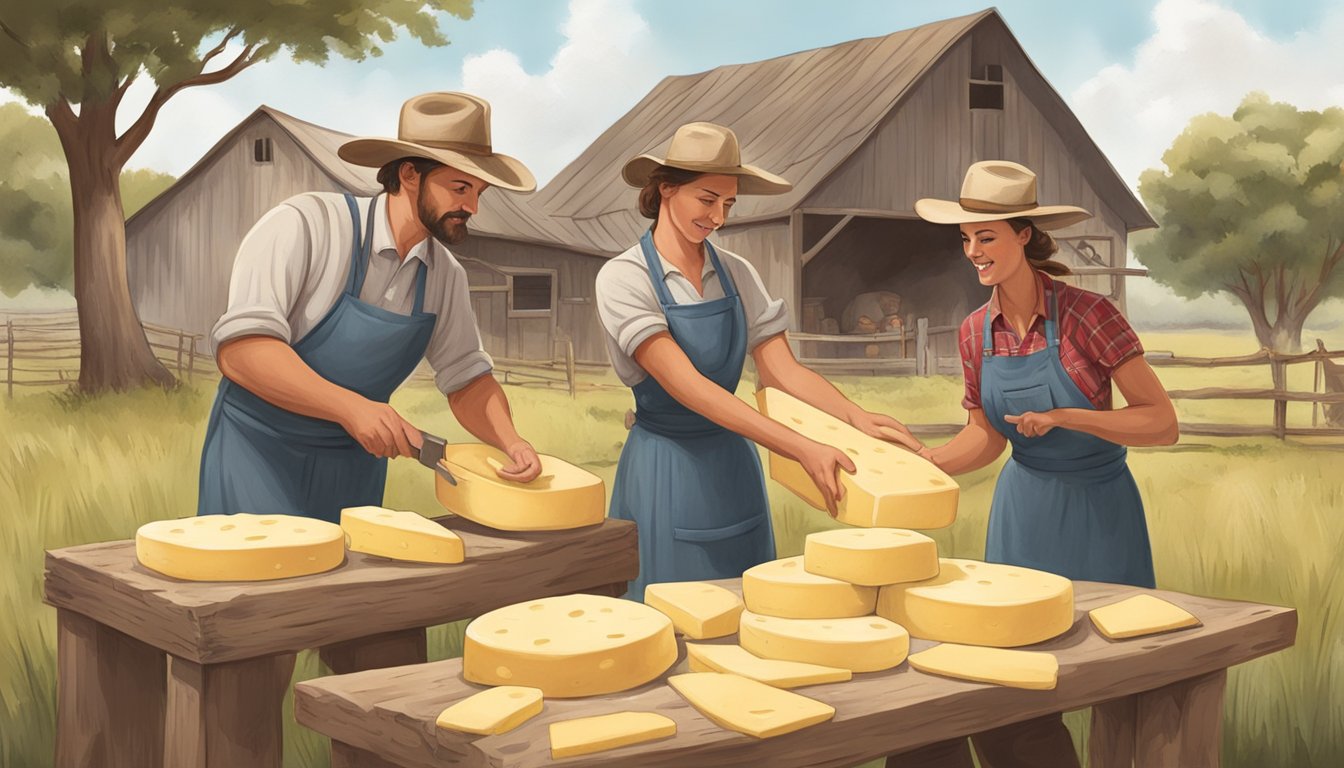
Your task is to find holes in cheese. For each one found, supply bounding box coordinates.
[433,444,605,531]
[134,513,344,581]
[1088,594,1201,640]
[463,595,676,697]
[434,685,543,735]
[876,559,1074,647]
[643,581,744,639]
[755,387,958,529]
[685,642,852,688]
[737,610,909,672]
[907,643,1059,690]
[667,673,834,738]
[742,556,877,618]
[339,506,464,564]
[548,712,676,759]
[803,528,940,586]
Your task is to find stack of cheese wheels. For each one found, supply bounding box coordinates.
[135,514,345,581]
[434,443,605,531]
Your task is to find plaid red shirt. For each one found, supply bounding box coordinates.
[959,272,1143,411]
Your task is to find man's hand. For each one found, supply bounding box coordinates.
[340,399,422,458]
[1003,410,1062,438]
[494,440,542,483]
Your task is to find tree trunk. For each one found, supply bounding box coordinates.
[1269,311,1309,354]
[56,100,175,393]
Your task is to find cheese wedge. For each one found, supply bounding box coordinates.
[644,582,744,639]
[434,443,605,531]
[462,594,677,697]
[686,643,852,688]
[803,528,939,586]
[549,712,676,759]
[756,388,958,529]
[738,611,909,672]
[668,673,834,738]
[135,514,344,581]
[742,556,877,619]
[434,686,543,735]
[908,644,1059,690]
[876,559,1074,648]
[340,506,464,564]
[1089,594,1202,640]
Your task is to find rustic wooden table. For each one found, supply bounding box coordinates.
[43,516,638,768]
[294,580,1296,768]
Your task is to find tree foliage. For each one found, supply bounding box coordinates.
[1136,93,1344,352]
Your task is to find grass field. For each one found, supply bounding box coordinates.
[1,329,1342,767]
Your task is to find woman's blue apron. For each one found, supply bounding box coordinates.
[981,280,1155,588]
[609,230,775,601]
[198,194,437,524]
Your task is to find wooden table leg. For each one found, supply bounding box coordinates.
[164,652,297,768]
[1090,696,1137,768]
[1135,669,1226,766]
[55,609,167,768]
[320,627,428,675]
[332,741,406,768]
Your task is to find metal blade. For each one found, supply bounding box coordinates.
[418,431,457,486]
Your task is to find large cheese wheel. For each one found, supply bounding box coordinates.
[643,581,743,639]
[434,443,605,531]
[876,559,1074,647]
[803,528,939,586]
[462,595,676,697]
[340,506,464,564]
[667,673,834,738]
[756,388,957,529]
[742,556,877,619]
[135,514,344,581]
[738,610,909,673]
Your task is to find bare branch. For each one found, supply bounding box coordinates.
[0,16,30,48]
[199,27,243,69]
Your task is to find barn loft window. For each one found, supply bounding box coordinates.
[253,138,273,163]
[508,273,554,317]
[969,65,1004,110]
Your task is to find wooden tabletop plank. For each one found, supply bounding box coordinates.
[44,517,638,664]
[293,581,1296,768]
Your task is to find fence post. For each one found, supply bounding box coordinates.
[188,336,198,382]
[175,330,185,377]
[915,318,929,377]
[565,339,576,399]
[5,319,12,398]
[1270,354,1288,439]
[1313,340,1325,428]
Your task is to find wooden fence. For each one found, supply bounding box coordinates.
[791,317,962,376]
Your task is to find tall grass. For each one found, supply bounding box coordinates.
[2,328,1342,767]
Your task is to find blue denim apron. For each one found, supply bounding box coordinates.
[981,280,1155,587]
[198,194,437,524]
[609,230,775,601]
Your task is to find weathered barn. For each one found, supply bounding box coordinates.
[536,8,1155,365]
[125,107,612,364]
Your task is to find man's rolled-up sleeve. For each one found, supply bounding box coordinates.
[210,205,311,354]
[426,260,495,395]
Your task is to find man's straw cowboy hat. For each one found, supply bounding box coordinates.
[339,92,536,193]
[622,122,792,195]
[915,160,1091,230]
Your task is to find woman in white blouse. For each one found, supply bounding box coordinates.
[596,122,917,600]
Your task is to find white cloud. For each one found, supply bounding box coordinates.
[460,0,662,185]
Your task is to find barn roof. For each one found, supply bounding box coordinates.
[534,8,1155,253]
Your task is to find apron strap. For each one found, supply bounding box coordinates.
[1045,279,1061,349]
[412,260,428,314]
[342,194,363,297]
[639,228,678,310]
[981,297,995,358]
[704,239,739,300]
[343,194,381,298]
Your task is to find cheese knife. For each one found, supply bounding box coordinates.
[417,431,458,485]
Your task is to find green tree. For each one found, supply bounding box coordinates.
[0,1,473,392]
[1136,93,1344,353]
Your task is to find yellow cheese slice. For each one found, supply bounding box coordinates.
[135,513,344,581]
[644,582,744,639]
[738,610,910,673]
[686,643,852,688]
[803,528,939,586]
[340,506,464,564]
[876,558,1074,647]
[434,686,543,735]
[668,672,834,738]
[756,388,958,529]
[549,712,676,759]
[462,594,677,697]
[1089,594,1202,640]
[434,443,605,531]
[907,643,1059,690]
[742,556,877,619]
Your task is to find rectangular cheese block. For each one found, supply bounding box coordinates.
[686,642,852,688]
[434,443,605,531]
[803,528,939,586]
[340,506,464,564]
[435,686,543,735]
[1089,594,1202,640]
[668,672,834,738]
[756,388,958,529]
[549,712,676,759]
[644,581,744,639]
[907,644,1059,690]
[135,514,344,581]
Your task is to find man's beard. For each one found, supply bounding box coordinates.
[418,194,470,246]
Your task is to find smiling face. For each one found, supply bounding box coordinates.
[960,220,1032,286]
[659,173,738,245]
[407,163,490,246]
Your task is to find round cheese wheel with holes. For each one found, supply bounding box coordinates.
[737,610,909,672]
[742,556,877,618]
[463,595,677,697]
[135,513,344,581]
